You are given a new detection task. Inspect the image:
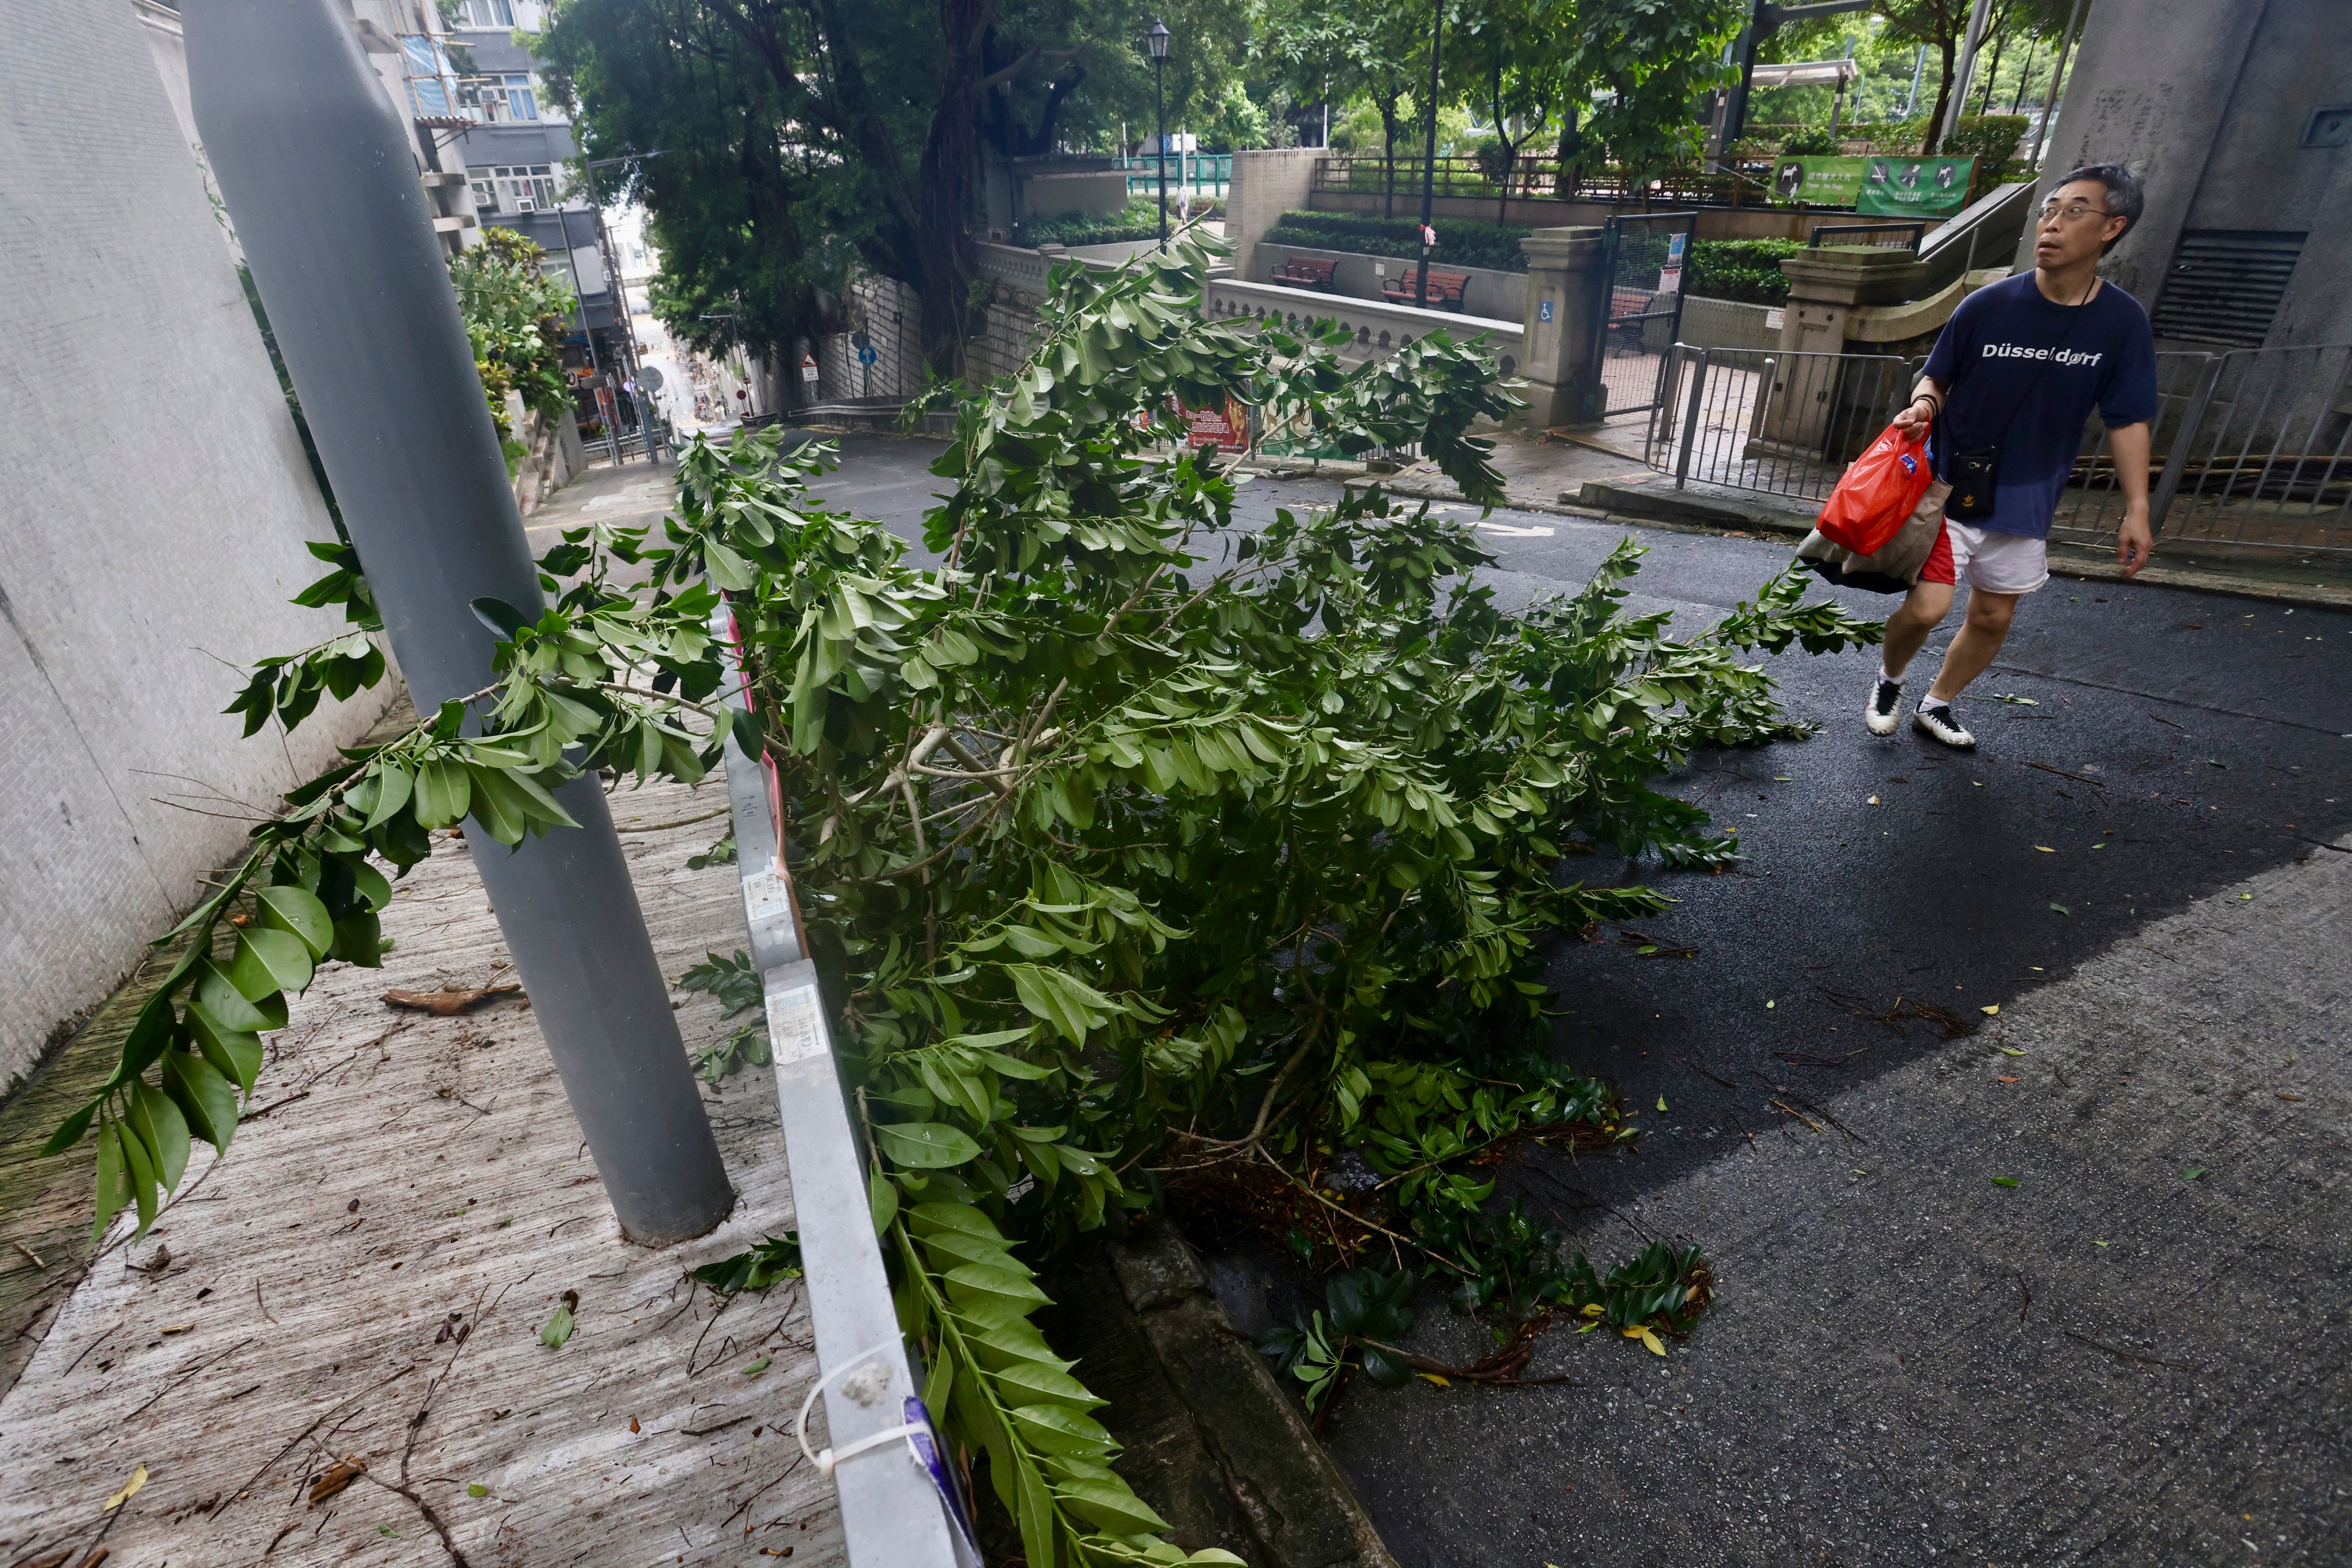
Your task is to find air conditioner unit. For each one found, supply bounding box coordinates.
[515,198,536,212]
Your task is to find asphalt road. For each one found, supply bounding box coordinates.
[775,435,2352,1566]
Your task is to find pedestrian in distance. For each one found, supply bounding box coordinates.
[1866,164,2160,750]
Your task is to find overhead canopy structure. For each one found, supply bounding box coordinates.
[1749,57,1861,89]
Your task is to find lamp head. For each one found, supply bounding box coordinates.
[1145,17,1171,57]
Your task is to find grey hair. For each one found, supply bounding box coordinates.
[2054,164,2144,253]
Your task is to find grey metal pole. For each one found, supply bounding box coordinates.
[1939,0,1996,152]
[1415,0,1442,309]
[2027,0,2088,173]
[187,0,733,1245]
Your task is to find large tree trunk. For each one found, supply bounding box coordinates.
[1922,36,1957,152]
[913,0,994,373]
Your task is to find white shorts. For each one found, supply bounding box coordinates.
[1925,519,2050,596]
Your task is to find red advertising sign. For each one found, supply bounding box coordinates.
[1179,396,1247,451]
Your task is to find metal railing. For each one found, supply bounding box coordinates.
[1122,152,1231,199]
[1643,341,2352,554]
[1809,222,1924,250]
[1645,345,1920,502]
[1311,152,1818,210]
[710,604,967,1567]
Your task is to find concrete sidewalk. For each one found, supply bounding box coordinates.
[0,747,837,1567]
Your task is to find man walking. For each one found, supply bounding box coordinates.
[1866,165,2160,749]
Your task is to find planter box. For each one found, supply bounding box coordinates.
[1255,241,1527,323]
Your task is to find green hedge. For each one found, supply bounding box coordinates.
[1686,239,1802,307]
[1262,210,1536,273]
[1014,199,1222,249]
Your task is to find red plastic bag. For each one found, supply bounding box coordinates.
[1817,421,1933,555]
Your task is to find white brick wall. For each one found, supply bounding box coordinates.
[0,2,389,1091]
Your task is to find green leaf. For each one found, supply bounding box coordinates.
[945,1262,1051,1315]
[1990,1176,2020,1188]
[1006,1403,1115,1457]
[413,758,472,830]
[869,1167,900,1235]
[540,1305,575,1347]
[990,1359,1106,1410]
[42,1100,97,1159]
[874,1121,984,1169]
[332,912,384,968]
[161,1049,240,1153]
[91,1121,130,1242]
[466,764,529,844]
[362,762,414,831]
[906,1201,1005,1242]
[128,1080,192,1190]
[187,1011,264,1096]
[256,885,334,958]
[228,927,313,1002]
[1055,1476,1169,1536]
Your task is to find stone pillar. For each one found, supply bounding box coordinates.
[1757,245,1928,454]
[1517,226,1607,430]
[1225,147,1324,280]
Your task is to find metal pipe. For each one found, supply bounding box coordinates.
[188,0,733,1245]
[1676,349,1709,488]
[1940,0,1996,152]
[1415,0,1442,309]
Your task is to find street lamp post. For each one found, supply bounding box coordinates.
[1146,18,1171,247]
[1415,0,1443,308]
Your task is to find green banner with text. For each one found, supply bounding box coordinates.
[1770,155,1978,217]
[1857,156,1978,217]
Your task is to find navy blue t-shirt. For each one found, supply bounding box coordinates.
[1923,271,2159,539]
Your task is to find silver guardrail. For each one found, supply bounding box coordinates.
[1644,339,2352,555]
[711,603,966,1566]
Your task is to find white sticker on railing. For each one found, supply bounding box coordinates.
[766,983,828,1068]
[743,870,793,926]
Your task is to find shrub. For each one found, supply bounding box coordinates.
[1778,126,1842,157]
[1262,209,1535,273]
[1943,114,2030,195]
[448,226,574,441]
[1686,238,1802,306]
[1015,198,1222,250]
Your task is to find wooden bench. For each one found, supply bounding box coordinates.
[1269,256,1339,291]
[1380,268,1470,311]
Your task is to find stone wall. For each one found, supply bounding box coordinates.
[1224,149,1324,282]
[2027,0,2352,346]
[0,1,388,1091]
[1252,242,1527,323]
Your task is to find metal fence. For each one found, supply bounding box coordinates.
[1644,341,2352,555]
[1123,152,1231,199]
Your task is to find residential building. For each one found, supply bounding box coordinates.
[443,0,642,417]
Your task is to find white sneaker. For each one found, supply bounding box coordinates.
[1866,677,1904,736]
[1913,702,1976,750]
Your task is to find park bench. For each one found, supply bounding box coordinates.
[1381,268,1470,311]
[1270,255,1339,291]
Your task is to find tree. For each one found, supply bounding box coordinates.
[47,238,1881,1562]
[1560,0,1747,190]
[1875,0,2072,152]
[1256,0,1434,215]
[1448,0,1563,222]
[448,227,576,453]
[539,0,1260,376]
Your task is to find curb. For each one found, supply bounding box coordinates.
[1044,1219,1400,1568]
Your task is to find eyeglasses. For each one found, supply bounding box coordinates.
[2038,202,2115,225]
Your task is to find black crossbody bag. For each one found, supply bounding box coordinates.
[1945,293,2091,522]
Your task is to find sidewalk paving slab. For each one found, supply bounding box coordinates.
[0,758,839,1568]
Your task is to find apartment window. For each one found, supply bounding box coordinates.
[486,165,555,211]
[461,0,515,26]
[458,72,538,122]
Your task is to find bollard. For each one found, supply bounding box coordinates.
[186,0,733,1243]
